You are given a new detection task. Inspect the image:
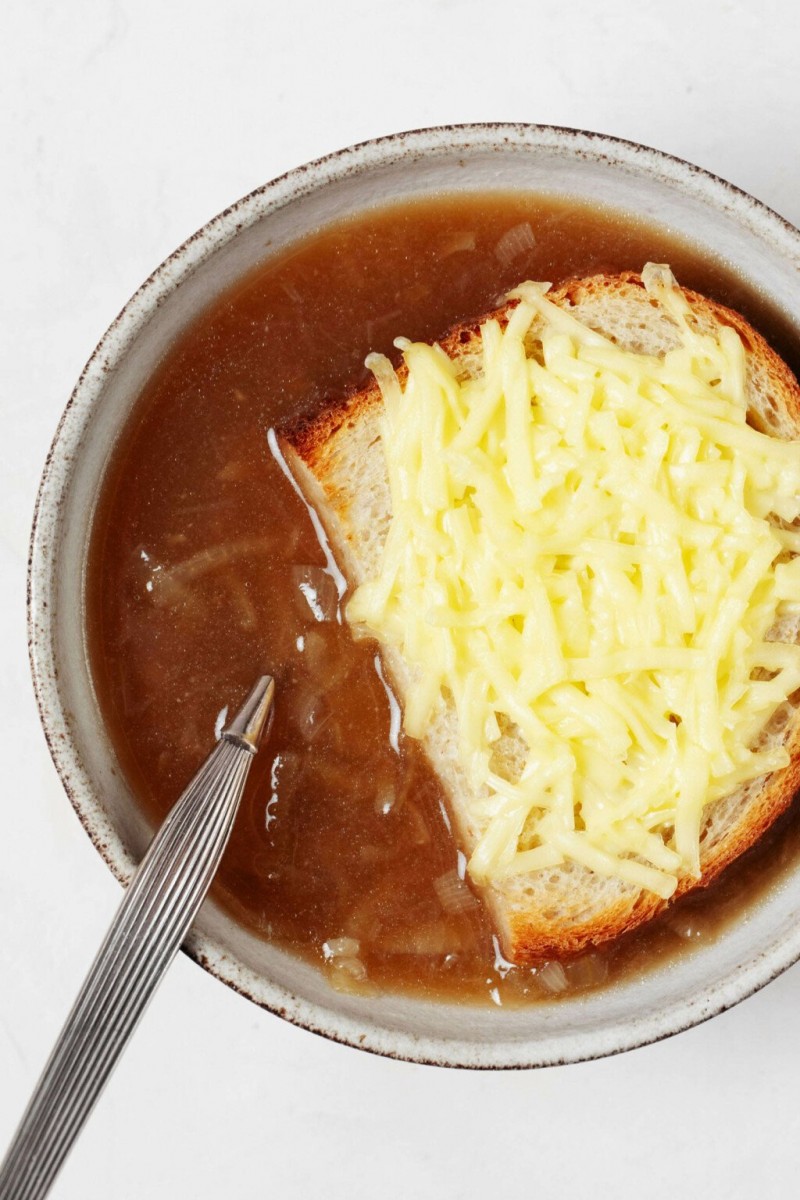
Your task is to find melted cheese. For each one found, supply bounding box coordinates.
[347,265,800,898]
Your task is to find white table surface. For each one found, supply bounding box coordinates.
[3,1,800,1196]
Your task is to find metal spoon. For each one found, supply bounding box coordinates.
[0,674,275,1200]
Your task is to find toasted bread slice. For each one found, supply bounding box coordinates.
[282,272,800,962]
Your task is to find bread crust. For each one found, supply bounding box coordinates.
[282,272,800,963]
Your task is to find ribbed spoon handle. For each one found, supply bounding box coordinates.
[0,675,274,1200]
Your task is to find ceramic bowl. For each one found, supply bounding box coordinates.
[28,124,800,1069]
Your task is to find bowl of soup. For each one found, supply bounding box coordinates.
[28,124,800,1068]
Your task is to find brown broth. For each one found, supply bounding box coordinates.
[86,192,800,1004]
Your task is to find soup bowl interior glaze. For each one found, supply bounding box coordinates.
[29,124,800,1068]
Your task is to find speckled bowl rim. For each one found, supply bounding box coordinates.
[27,123,800,1070]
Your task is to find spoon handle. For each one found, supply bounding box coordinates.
[0,675,274,1200]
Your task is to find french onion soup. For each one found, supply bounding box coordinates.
[86,193,800,1003]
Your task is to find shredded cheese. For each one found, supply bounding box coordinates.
[347,265,800,898]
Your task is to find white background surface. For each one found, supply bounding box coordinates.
[3,1,800,1196]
